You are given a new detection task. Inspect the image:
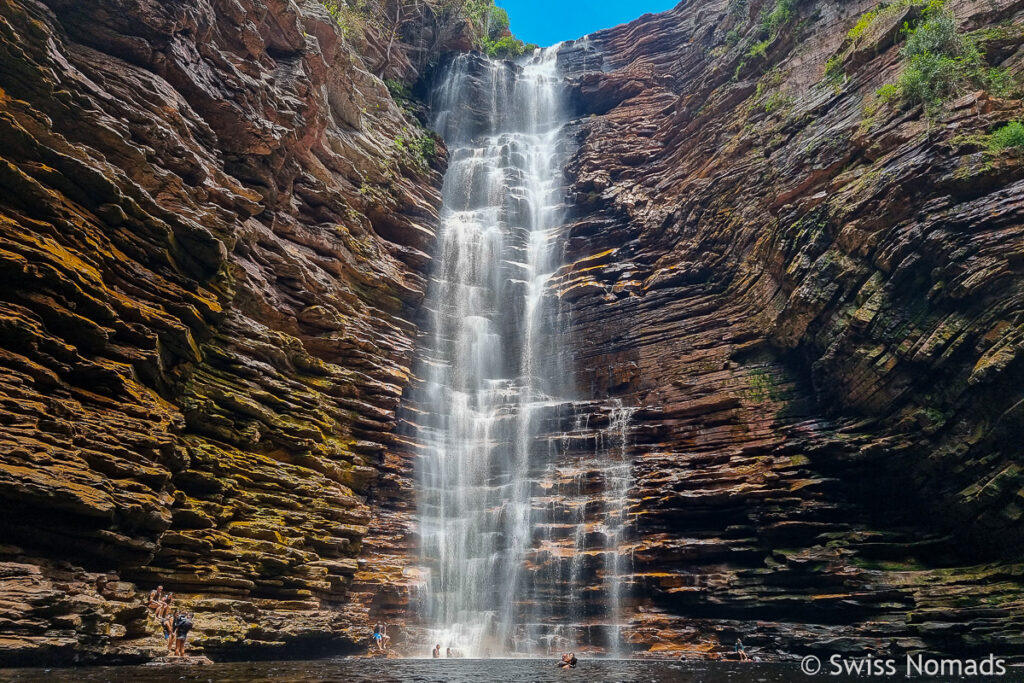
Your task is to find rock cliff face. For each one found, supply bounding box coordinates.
[0,0,446,664]
[0,0,1022,667]
[554,0,1024,659]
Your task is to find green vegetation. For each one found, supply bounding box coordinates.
[470,1,510,37]
[319,0,346,21]
[824,54,844,87]
[763,92,794,113]
[990,121,1024,151]
[847,9,879,42]
[875,83,900,102]
[747,38,772,59]
[734,0,806,80]
[744,367,786,403]
[484,34,535,59]
[744,0,797,59]
[901,2,957,54]
[464,0,537,59]
[760,0,796,35]
[394,130,438,172]
[728,0,749,18]
[824,0,926,89]
[712,28,742,58]
[952,121,1024,157]
[319,0,365,38]
[872,2,1014,113]
[847,0,946,44]
[748,69,793,115]
[384,78,412,101]
[384,76,427,122]
[318,0,534,62]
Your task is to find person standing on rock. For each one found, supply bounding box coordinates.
[174,611,194,657]
[163,609,178,653]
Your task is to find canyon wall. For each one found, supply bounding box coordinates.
[1,0,1022,666]
[556,0,1024,659]
[0,0,448,664]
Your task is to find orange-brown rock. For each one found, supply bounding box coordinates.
[1,0,1023,666]
[0,0,450,665]
[553,0,1024,660]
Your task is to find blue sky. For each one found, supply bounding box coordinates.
[496,0,680,47]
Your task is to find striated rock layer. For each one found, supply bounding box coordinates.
[1,0,1022,667]
[0,0,447,665]
[552,0,1024,660]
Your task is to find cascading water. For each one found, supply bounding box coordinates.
[602,402,636,658]
[409,46,634,658]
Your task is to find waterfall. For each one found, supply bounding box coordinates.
[602,401,636,658]
[409,46,634,658]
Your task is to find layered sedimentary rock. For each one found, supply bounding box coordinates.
[552,0,1024,660]
[1,0,1022,667]
[0,0,447,664]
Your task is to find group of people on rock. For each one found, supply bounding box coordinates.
[148,585,175,618]
[147,586,194,657]
[369,624,754,664]
[141,592,754,664]
[361,623,754,665]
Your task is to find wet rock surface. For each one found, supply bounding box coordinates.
[555,0,1024,660]
[0,0,446,665]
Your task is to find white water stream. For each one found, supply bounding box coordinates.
[410,47,634,657]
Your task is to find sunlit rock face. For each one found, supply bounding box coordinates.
[553,0,1024,660]
[0,0,447,665]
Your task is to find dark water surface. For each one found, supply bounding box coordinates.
[2,658,1021,683]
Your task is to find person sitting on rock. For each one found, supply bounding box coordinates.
[148,585,163,613]
[174,611,194,657]
[433,643,441,658]
[376,623,391,650]
[157,592,175,618]
[372,624,385,651]
[735,639,749,661]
